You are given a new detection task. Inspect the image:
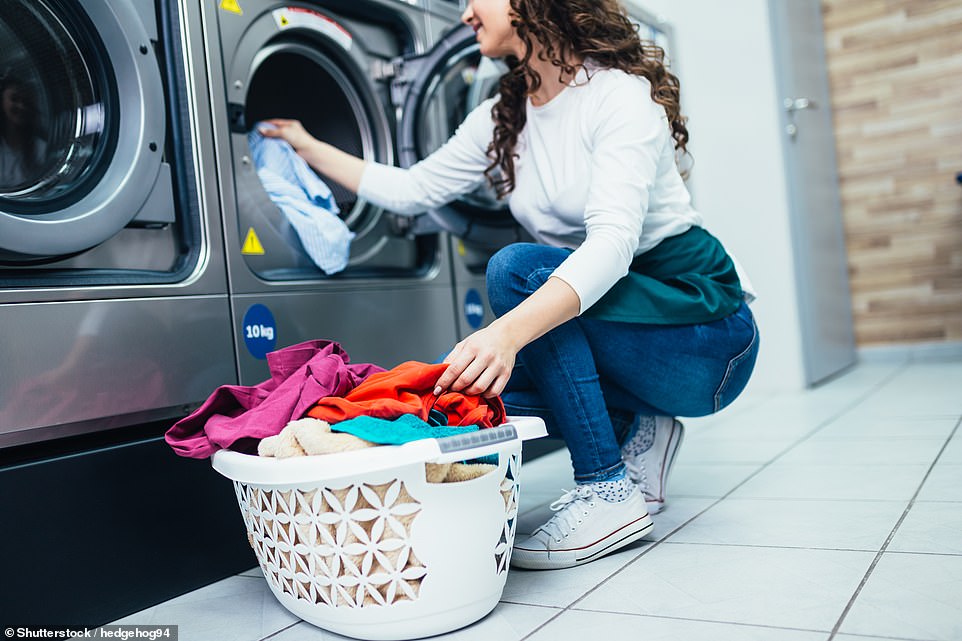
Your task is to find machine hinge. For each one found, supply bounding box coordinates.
[370,59,400,82]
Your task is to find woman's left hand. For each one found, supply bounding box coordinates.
[434,321,519,399]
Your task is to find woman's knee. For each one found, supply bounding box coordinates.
[486,243,562,316]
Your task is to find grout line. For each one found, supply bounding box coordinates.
[826,414,962,641]
[258,621,301,640]
[519,364,911,641]
[885,549,962,558]
[657,540,890,554]
[833,629,943,641]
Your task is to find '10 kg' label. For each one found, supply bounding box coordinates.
[242,303,277,359]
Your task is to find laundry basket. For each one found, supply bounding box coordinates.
[212,416,547,640]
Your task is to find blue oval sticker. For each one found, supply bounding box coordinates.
[242,303,277,359]
[464,288,484,330]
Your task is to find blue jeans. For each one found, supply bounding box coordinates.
[487,243,760,483]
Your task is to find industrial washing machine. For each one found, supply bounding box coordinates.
[0,0,251,625]
[203,0,534,382]
[0,0,234,448]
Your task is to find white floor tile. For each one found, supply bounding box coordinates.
[670,463,761,498]
[832,634,931,641]
[777,436,948,465]
[839,552,962,641]
[528,609,827,641]
[671,498,905,551]
[500,545,647,608]
[519,449,572,493]
[110,576,298,641]
[266,603,561,641]
[814,416,957,441]
[676,435,796,465]
[843,366,962,419]
[940,432,962,463]
[644,497,718,542]
[915,463,962,502]
[576,542,874,630]
[888,501,962,555]
[731,463,930,501]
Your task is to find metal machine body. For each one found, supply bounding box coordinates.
[202,0,478,383]
[0,0,234,448]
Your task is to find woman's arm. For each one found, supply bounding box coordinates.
[434,276,580,398]
[259,98,496,214]
[260,119,367,192]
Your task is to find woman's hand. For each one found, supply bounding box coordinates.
[258,118,317,153]
[257,118,367,192]
[434,276,582,399]
[434,321,520,399]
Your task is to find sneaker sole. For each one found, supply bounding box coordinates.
[510,514,654,570]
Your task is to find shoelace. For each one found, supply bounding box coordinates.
[624,458,650,493]
[538,486,597,543]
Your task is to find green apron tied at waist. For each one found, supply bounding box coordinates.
[583,226,744,325]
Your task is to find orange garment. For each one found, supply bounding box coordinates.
[305,361,506,427]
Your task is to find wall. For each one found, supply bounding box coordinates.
[821,0,962,345]
[628,0,807,391]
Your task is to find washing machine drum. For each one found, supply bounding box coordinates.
[0,0,165,261]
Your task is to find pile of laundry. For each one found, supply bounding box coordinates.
[165,340,507,482]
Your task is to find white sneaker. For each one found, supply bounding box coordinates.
[621,416,685,514]
[510,484,653,570]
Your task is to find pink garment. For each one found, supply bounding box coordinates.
[165,340,384,458]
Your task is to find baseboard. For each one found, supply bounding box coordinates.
[857,340,962,363]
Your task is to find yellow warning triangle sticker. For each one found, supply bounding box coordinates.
[220,0,243,16]
[241,227,265,255]
[279,14,289,26]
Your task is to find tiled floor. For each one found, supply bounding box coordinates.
[115,357,962,641]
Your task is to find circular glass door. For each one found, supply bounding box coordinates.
[0,0,113,208]
[0,0,163,259]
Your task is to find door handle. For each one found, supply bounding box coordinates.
[784,97,817,112]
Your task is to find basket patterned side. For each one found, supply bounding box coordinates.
[235,479,427,608]
[495,452,521,574]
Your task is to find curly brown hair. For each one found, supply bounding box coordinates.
[484,0,689,198]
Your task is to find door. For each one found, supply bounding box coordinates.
[0,0,167,262]
[394,23,522,251]
[769,0,856,385]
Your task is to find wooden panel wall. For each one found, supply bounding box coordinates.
[821,0,962,345]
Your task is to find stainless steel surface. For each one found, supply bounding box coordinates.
[0,0,234,446]
[204,0,471,377]
[0,0,166,258]
[0,295,234,446]
[232,287,459,384]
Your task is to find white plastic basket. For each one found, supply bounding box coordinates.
[212,416,547,640]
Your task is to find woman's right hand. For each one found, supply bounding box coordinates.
[258,118,317,153]
[257,118,367,193]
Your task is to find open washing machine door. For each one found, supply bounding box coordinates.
[392,23,529,337]
[0,0,168,263]
[219,3,440,281]
[392,23,525,254]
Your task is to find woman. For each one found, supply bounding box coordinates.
[263,0,759,569]
[0,74,46,188]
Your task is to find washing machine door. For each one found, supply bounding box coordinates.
[395,23,522,252]
[0,0,164,260]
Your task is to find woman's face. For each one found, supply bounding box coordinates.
[461,0,524,59]
[2,85,33,128]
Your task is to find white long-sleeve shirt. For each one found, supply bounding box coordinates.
[358,62,705,313]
